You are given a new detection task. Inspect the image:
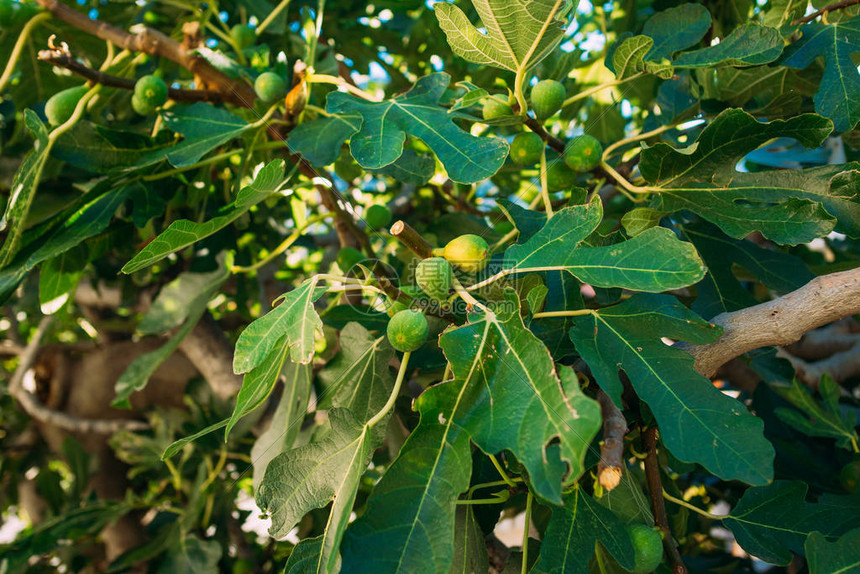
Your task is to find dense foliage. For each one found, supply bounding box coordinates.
[1,0,860,572]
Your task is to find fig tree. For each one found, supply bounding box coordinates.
[545,155,576,191]
[841,460,860,493]
[131,93,157,116]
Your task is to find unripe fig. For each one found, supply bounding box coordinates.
[337,247,364,273]
[45,86,88,125]
[627,524,663,574]
[530,79,565,120]
[563,134,603,173]
[415,257,452,300]
[482,97,513,121]
[442,234,489,273]
[545,156,576,191]
[131,93,157,116]
[510,132,544,165]
[134,75,168,107]
[386,309,429,352]
[231,24,256,50]
[841,460,860,493]
[365,204,392,230]
[254,72,286,103]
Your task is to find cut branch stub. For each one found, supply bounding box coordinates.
[390,220,434,259]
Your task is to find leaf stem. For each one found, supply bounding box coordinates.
[489,454,517,487]
[305,0,326,69]
[532,309,595,319]
[315,274,368,285]
[466,269,516,292]
[0,12,51,94]
[521,490,533,574]
[467,478,522,497]
[562,73,644,108]
[200,446,228,492]
[662,490,724,521]
[490,227,519,254]
[367,351,410,428]
[539,146,554,218]
[250,103,281,129]
[599,160,656,199]
[452,275,489,312]
[602,124,676,161]
[256,0,292,34]
[308,73,380,102]
[230,213,329,273]
[442,361,453,382]
[456,490,511,505]
[143,141,287,181]
[325,284,388,297]
[595,546,610,574]
[513,69,529,118]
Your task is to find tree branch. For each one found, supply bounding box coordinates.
[34,0,256,106]
[522,116,565,153]
[792,0,860,24]
[9,316,149,433]
[596,389,626,492]
[777,344,860,389]
[685,268,860,378]
[642,427,688,574]
[38,49,226,103]
[784,320,860,360]
[178,311,243,400]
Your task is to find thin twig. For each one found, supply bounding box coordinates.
[35,0,256,105]
[642,427,687,574]
[38,49,226,102]
[522,115,565,153]
[792,0,860,24]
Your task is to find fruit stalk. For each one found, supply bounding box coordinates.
[522,115,565,152]
[367,351,411,428]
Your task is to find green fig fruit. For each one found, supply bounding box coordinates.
[386,309,429,352]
